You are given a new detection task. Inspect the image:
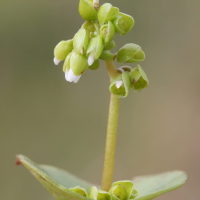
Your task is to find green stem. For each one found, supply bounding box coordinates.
[101,61,120,191]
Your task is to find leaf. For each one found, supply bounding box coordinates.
[16,155,93,200]
[132,171,187,200]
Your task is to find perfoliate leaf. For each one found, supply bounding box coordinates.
[16,155,93,200]
[132,171,187,200]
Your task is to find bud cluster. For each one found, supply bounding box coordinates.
[69,180,138,200]
[53,0,149,97]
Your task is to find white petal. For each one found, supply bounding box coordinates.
[73,75,81,83]
[88,54,94,66]
[80,49,83,54]
[67,68,81,83]
[65,70,69,81]
[116,80,123,89]
[54,57,61,65]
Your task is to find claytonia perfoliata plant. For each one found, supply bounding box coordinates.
[17,1,187,200]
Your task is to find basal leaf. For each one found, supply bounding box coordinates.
[16,155,93,200]
[132,171,187,200]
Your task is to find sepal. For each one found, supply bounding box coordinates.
[87,35,104,66]
[109,72,131,98]
[89,186,111,200]
[99,50,114,60]
[70,52,89,76]
[98,3,119,26]
[73,29,89,54]
[113,13,134,35]
[117,44,145,63]
[111,181,134,200]
[63,52,72,72]
[89,59,100,70]
[129,65,149,92]
[54,40,73,64]
[104,40,115,50]
[70,186,88,197]
[100,21,115,45]
[79,0,97,21]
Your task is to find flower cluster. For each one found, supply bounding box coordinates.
[53,0,148,96]
[70,180,138,200]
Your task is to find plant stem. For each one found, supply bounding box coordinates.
[105,60,121,80]
[101,61,120,191]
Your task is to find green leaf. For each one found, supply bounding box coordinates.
[16,155,93,200]
[132,171,187,200]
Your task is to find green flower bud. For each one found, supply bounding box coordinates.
[87,35,104,66]
[89,59,100,70]
[98,3,119,26]
[65,52,88,83]
[111,181,134,200]
[129,65,149,92]
[70,186,88,197]
[99,50,114,60]
[109,72,131,98]
[117,43,145,63]
[73,29,89,55]
[89,186,111,200]
[110,185,126,200]
[104,40,115,50]
[100,21,115,45]
[113,12,135,35]
[129,190,138,199]
[54,39,73,65]
[79,0,97,21]
[63,52,72,72]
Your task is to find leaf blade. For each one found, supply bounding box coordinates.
[17,155,93,200]
[132,171,187,200]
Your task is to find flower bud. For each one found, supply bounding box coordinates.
[70,186,88,197]
[104,40,115,50]
[113,12,135,35]
[111,181,134,200]
[89,59,100,70]
[54,40,73,65]
[73,29,89,54]
[98,3,119,26]
[110,185,126,200]
[89,186,111,200]
[87,35,104,66]
[65,52,88,83]
[117,43,145,63]
[100,21,115,45]
[129,65,149,92]
[109,72,131,98]
[79,0,97,21]
[99,50,114,60]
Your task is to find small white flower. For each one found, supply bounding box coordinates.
[53,57,61,65]
[66,68,81,83]
[115,80,123,89]
[88,54,94,66]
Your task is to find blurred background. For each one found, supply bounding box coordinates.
[1,0,200,199]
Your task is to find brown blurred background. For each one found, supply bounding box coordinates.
[0,0,200,199]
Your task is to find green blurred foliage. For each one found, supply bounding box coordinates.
[0,0,200,200]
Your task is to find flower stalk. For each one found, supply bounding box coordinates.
[102,92,120,192]
[101,60,120,191]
